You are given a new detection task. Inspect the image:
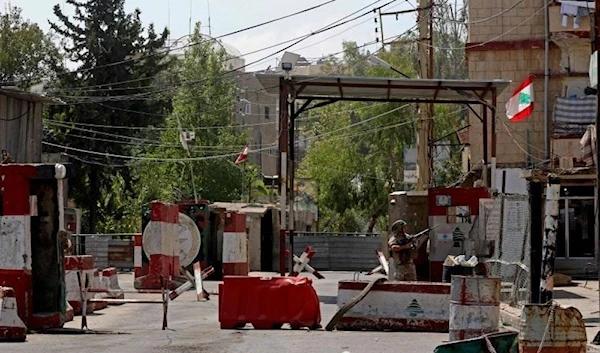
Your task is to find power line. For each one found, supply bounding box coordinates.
[44,100,393,132]
[425,1,549,51]
[42,140,275,162]
[48,18,415,100]
[1,0,342,87]
[48,1,398,104]
[433,0,525,25]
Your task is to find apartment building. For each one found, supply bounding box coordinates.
[467,0,596,274]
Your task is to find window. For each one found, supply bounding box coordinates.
[264,106,270,119]
[557,187,595,258]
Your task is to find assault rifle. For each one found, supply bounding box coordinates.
[398,224,439,247]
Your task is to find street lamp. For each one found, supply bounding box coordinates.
[367,55,411,78]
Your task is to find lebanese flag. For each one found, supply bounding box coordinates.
[234,144,249,165]
[505,75,534,122]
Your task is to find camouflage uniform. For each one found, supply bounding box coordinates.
[388,223,418,282]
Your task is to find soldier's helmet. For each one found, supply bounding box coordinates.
[391,219,407,233]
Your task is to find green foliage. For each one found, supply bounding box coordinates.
[0,6,62,88]
[299,29,468,232]
[46,0,172,233]
[299,43,418,232]
[140,24,246,203]
[95,173,145,233]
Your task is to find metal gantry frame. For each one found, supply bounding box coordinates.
[255,74,509,275]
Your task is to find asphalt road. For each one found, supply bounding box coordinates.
[4,272,449,353]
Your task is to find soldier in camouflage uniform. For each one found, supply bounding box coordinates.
[388,220,417,281]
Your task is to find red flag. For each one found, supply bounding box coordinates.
[234,145,249,165]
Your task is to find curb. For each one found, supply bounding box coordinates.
[500,303,600,352]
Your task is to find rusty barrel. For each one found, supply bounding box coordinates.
[449,275,500,341]
[518,304,586,353]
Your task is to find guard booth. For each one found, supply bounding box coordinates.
[428,187,490,281]
[0,163,71,329]
[388,190,429,281]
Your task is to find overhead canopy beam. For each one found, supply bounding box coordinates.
[256,74,510,105]
[296,96,486,105]
[466,104,484,122]
[293,99,313,119]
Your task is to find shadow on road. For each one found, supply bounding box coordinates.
[319,295,337,304]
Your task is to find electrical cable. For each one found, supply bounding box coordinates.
[42,140,276,162]
[1,0,343,87]
[424,1,549,51]
[48,1,398,103]
[433,0,525,25]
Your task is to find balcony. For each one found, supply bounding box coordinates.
[549,3,592,34]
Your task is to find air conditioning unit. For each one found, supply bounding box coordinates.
[239,99,251,116]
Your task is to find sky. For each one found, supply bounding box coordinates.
[1,0,419,71]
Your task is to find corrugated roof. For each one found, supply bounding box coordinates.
[255,74,510,103]
[209,202,276,215]
[0,87,60,104]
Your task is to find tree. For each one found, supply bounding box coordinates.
[140,23,247,203]
[298,43,418,233]
[299,27,469,232]
[0,6,62,88]
[46,0,171,233]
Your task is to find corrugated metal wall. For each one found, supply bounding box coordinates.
[0,94,44,163]
[293,235,382,271]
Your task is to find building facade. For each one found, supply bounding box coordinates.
[467,0,596,274]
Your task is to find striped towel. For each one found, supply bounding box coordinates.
[580,124,596,167]
[554,96,596,136]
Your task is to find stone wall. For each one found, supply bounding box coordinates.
[468,0,546,44]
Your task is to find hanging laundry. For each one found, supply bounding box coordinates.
[561,3,578,27]
[560,1,594,28]
[574,6,590,29]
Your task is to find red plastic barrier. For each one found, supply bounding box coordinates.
[219,276,321,330]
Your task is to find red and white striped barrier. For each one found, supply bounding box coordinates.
[222,211,248,276]
[133,233,147,279]
[135,201,180,289]
[0,287,26,342]
[336,281,451,332]
[0,165,36,328]
[65,255,96,315]
[289,246,324,279]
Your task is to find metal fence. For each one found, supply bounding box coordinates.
[479,194,531,308]
[71,234,135,270]
[72,231,383,273]
[293,233,383,271]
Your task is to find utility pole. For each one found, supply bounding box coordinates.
[594,0,600,336]
[416,0,434,190]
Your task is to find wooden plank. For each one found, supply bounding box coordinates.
[19,99,28,162]
[0,95,6,152]
[33,102,42,162]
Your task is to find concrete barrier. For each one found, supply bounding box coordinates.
[0,287,27,342]
[101,267,124,300]
[65,255,95,315]
[336,281,451,332]
[91,270,108,311]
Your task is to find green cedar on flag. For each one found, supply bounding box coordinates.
[505,75,534,122]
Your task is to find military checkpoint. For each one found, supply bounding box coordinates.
[3,0,600,352]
